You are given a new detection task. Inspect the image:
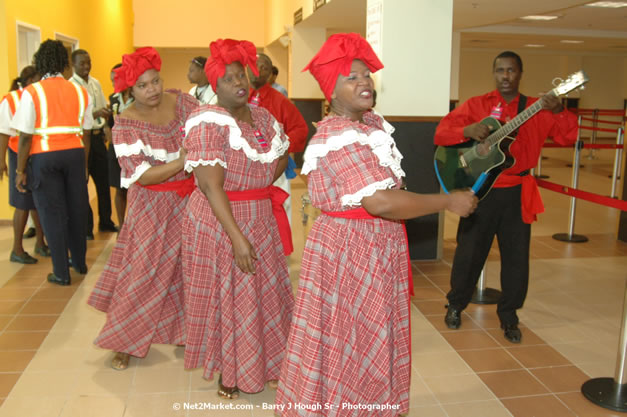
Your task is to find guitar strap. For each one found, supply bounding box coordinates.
[511,94,527,138]
[517,94,527,115]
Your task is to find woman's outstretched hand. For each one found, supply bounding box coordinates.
[446,191,478,217]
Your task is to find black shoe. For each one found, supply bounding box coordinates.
[73,265,88,274]
[445,305,462,329]
[99,223,119,233]
[10,251,38,264]
[34,245,51,257]
[68,258,88,274]
[47,273,70,286]
[501,323,522,344]
[86,233,95,241]
[23,227,36,239]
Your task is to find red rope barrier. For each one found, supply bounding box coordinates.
[580,117,626,125]
[536,179,627,211]
[579,126,621,133]
[542,143,622,149]
[573,109,626,116]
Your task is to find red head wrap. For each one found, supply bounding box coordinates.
[204,39,258,93]
[113,47,162,93]
[303,33,383,102]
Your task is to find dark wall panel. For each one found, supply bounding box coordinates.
[389,120,441,260]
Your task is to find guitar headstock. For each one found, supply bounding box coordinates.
[552,70,589,96]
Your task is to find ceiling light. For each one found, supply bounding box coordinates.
[524,44,545,47]
[520,15,559,20]
[584,2,627,8]
[560,40,584,44]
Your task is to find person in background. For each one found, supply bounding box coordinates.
[269,65,288,97]
[106,63,132,227]
[0,65,49,264]
[188,56,217,105]
[435,50,578,343]
[248,53,308,224]
[182,38,293,400]
[11,39,92,286]
[88,47,196,370]
[71,49,117,238]
[275,33,476,416]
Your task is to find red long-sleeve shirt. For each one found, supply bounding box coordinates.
[249,84,309,153]
[435,90,578,179]
[434,90,579,222]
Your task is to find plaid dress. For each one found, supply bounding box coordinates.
[275,112,411,416]
[87,91,198,357]
[182,105,294,393]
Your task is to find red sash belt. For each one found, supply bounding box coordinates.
[494,174,544,224]
[141,176,195,197]
[225,186,293,256]
[322,207,414,296]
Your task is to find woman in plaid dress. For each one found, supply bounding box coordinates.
[275,34,477,416]
[181,39,294,399]
[88,48,197,371]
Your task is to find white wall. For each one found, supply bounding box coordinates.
[374,0,454,116]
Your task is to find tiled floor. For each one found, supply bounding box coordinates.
[0,144,625,416]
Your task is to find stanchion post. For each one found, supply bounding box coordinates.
[611,128,624,199]
[535,150,549,179]
[581,281,627,412]
[553,115,589,243]
[471,263,501,304]
[587,108,599,160]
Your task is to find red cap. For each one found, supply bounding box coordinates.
[204,39,258,93]
[303,33,383,102]
[113,47,162,93]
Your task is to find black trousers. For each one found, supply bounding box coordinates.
[446,185,531,326]
[87,130,113,232]
[29,148,88,280]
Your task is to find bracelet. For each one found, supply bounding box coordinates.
[15,169,24,175]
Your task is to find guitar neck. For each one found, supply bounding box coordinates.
[485,93,552,147]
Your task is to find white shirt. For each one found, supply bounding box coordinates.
[71,73,107,129]
[189,85,217,105]
[0,97,16,136]
[11,74,94,134]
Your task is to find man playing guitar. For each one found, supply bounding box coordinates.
[434,51,578,343]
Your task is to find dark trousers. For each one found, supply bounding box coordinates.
[87,130,113,232]
[29,148,88,280]
[447,185,531,326]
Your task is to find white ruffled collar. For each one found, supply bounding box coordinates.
[301,113,405,180]
[184,107,288,169]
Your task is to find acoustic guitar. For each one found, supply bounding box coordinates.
[434,70,588,200]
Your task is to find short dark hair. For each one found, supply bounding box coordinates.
[71,48,89,64]
[111,63,122,71]
[191,56,207,68]
[257,53,272,67]
[33,40,69,76]
[272,66,279,76]
[10,65,39,91]
[493,51,523,72]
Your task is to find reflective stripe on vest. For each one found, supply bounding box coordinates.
[31,81,84,152]
[5,90,22,152]
[8,91,19,113]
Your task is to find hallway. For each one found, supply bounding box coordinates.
[0,143,625,416]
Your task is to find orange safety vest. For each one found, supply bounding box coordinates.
[2,89,23,152]
[26,77,88,154]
